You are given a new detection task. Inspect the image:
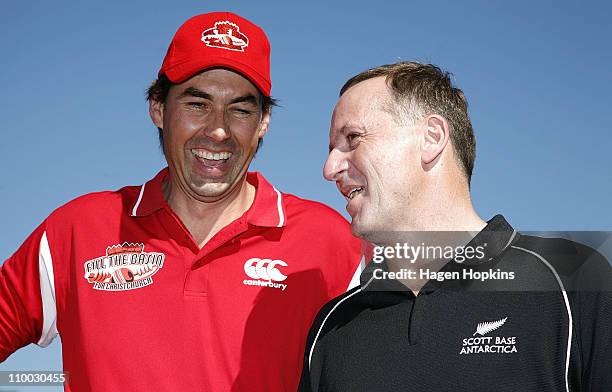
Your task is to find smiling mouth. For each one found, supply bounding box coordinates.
[191,149,233,161]
[190,149,234,173]
[347,187,364,200]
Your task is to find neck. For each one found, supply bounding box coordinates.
[401,173,486,232]
[386,176,487,295]
[164,175,255,248]
[411,198,486,232]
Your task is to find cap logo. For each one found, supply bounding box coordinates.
[201,21,249,52]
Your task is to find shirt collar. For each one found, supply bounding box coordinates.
[359,214,518,292]
[460,214,517,266]
[244,172,287,227]
[129,168,287,228]
[129,168,167,217]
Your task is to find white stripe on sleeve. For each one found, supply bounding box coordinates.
[37,231,58,347]
[511,245,572,392]
[346,255,366,291]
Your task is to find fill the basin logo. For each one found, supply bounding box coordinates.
[83,243,165,291]
[460,317,518,355]
[201,21,249,52]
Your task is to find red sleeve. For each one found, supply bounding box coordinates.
[0,222,49,362]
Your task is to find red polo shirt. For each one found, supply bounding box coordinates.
[0,169,364,391]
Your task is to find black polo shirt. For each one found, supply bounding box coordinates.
[299,215,612,392]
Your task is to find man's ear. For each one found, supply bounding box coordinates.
[149,99,164,130]
[421,114,450,164]
[258,110,271,138]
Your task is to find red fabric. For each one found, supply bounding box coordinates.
[0,169,363,391]
[0,223,45,361]
[159,12,271,96]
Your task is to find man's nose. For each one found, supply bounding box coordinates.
[324,149,348,181]
[204,109,231,142]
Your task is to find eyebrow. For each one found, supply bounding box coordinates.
[339,124,367,133]
[178,87,213,100]
[177,88,259,106]
[229,94,259,106]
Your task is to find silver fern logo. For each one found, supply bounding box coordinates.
[473,317,507,336]
[460,316,517,355]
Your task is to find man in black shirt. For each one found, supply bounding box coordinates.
[299,62,611,391]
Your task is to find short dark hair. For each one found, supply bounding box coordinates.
[340,61,476,184]
[146,74,277,153]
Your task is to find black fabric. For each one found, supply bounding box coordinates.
[299,215,612,392]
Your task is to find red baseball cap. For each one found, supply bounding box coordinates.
[158,12,271,96]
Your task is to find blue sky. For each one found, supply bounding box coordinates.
[1,0,611,385]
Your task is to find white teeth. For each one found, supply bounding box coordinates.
[348,187,364,200]
[192,150,232,160]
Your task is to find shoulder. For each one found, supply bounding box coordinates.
[280,193,363,258]
[510,234,611,290]
[45,184,141,226]
[309,285,366,337]
[282,193,351,228]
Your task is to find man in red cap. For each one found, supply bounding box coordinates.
[0,12,364,391]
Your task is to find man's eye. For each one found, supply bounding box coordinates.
[187,102,207,109]
[231,108,254,118]
[347,133,359,142]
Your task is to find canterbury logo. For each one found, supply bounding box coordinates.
[242,258,288,291]
[244,258,287,281]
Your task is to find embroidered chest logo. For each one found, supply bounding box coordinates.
[242,258,288,291]
[201,21,249,52]
[460,317,518,355]
[83,243,165,291]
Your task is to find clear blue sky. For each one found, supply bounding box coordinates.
[1,0,611,386]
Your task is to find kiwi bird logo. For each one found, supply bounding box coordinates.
[83,243,165,291]
[201,21,249,52]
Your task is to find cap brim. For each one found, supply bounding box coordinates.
[163,57,271,97]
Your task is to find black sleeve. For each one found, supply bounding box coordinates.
[297,317,316,392]
[574,247,612,391]
[518,235,612,391]
[298,288,359,392]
